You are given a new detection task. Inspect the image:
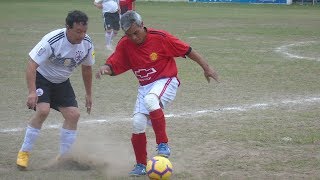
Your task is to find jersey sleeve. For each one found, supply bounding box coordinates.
[82,45,95,66]
[81,36,95,66]
[162,31,191,58]
[105,41,131,75]
[29,38,52,65]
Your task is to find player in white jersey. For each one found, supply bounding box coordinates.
[16,10,95,170]
[94,0,120,51]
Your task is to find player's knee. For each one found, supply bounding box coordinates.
[70,110,80,122]
[144,94,160,112]
[36,104,50,119]
[32,104,50,127]
[132,113,147,134]
[64,108,80,124]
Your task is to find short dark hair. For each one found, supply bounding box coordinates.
[65,10,88,28]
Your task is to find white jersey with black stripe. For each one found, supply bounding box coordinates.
[29,28,95,83]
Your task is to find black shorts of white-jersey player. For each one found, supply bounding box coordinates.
[35,72,78,111]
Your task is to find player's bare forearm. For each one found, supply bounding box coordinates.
[93,2,103,9]
[26,59,38,93]
[26,59,39,109]
[187,49,209,71]
[82,65,93,114]
[132,2,136,10]
[82,65,93,97]
[95,64,112,79]
[187,49,219,83]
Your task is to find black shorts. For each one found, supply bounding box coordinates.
[103,12,120,31]
[120,6,128,15]
[36,71,78,111]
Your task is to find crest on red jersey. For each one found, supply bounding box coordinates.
[150,52,158,61]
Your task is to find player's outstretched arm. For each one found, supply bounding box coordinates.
[95,64,112,79]
[187,49,219,83]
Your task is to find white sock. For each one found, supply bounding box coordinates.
[60,128,77,156]
[21,125,40,152]
[105,32,112,47]
[112,31,117,38]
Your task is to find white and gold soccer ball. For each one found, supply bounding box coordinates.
[146,156,173,180]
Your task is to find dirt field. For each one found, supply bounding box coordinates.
[0,1,320,179]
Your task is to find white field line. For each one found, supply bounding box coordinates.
[1,96,320,133]
[275,41,320,61]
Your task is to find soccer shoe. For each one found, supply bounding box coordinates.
[16,151,30,170]
[157,143,171,158]
[129,163,146,176]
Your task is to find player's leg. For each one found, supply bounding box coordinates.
[129,113,148,176]
[58,107,79,156]
[104,12,114,50]
[112,12,120,39]
[17,103,50,170]
[144,77,179,157]
[52,79,79,157]
[129,88,151,176]
[112,30,118,42]
[17,72,51,170]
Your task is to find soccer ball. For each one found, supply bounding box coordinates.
[146,156,173,180]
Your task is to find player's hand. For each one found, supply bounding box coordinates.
[204,66,219,83]
[85,94,92,114]
[26,92,38,110]
[95,65,110,79]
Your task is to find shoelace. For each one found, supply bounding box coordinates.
[157,143,167,152]
[132,164,146,173]
[134,164,145,169]
[18,153,28,160]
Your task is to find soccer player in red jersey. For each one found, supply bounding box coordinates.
[96,10,219,176]
[119,0,135,15]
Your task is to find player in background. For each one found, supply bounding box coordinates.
[93,0,120,51]
[119,0,135,16]
[16,10,95,170]
[96,11,219,176]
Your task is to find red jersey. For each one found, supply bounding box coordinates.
[106,28,191,86]
[119,0,135,15]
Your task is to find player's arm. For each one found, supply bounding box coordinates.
[26,59,39,110]
[187,49,219,83]
[132,0,136,11]
[82,64,93,114]
[96,41,130,79]
[117,0,120,13]
[93,0,103,9]
[96,64,113,79]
